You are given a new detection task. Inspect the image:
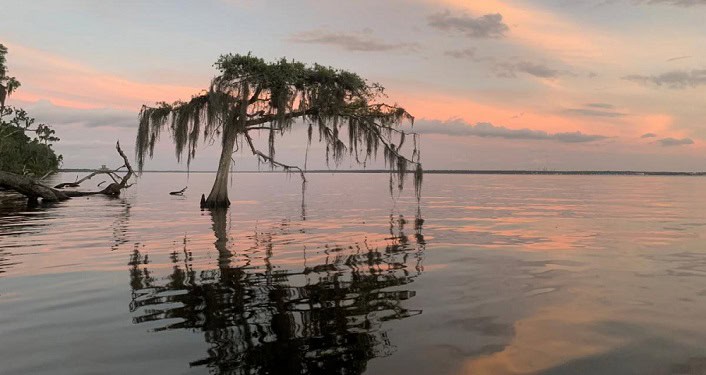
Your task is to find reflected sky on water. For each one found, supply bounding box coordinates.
[2,173,706,374]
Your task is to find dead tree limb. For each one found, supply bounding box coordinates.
[169,186,188,196]
[54,163,126,189]
[0,141,136,203]
[96,141,135,195]
[244,132,307,182]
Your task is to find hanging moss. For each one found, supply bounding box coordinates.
[136,53,423,199]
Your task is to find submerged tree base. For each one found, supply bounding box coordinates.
[200,193,230,209]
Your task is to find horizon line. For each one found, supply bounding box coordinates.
[58,169,706,176]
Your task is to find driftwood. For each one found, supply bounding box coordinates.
[0,141,135,203]
[53,182,80,189]
[169,186,187,196]
[54,166,125,189]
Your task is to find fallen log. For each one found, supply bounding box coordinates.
[0,141,135,203]
[169,186,187,196]
[0,170,68,202]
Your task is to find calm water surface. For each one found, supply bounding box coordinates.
[2,173,706,374]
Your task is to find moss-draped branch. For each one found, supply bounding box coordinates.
[136,53,422,195]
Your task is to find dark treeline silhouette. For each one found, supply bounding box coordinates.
[127,207,426,374]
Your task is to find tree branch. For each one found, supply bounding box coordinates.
[248,85,263,104]
[244,132,306,182]
[55,158,128,189]
[244,109,314,128]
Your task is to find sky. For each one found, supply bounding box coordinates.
[2,0,706,171]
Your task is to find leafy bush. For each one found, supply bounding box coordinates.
[0,106,62,176]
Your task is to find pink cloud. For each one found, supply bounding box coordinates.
[6,42,202,110]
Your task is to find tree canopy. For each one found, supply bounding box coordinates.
[136,53,422,207]
[0,106,62,176]
[0,43,61,177]
[0,44,21,111]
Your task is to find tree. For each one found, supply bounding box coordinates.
[0,44,21,111]
[0,43,61,177]
[136,54,423,208]
[0,106,62,176]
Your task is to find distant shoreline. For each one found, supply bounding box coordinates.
[58,169,706,176]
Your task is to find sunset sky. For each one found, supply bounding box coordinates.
[3,0,706,171]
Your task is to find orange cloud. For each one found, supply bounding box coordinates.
[429,0,605,62]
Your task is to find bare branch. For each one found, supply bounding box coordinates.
[244,132,306,182]
[55,163,127,189]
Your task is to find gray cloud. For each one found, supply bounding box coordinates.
[290,31,418,52]
[623,69,706,89]
[636,0,706,6]
[666,55,692,62]
[659,137,694,146]
[564,108,625,117]
[444,48,477,59]
[586,103,615,109]
[443,49,571,80]
[414,119,608,143]
[563,103,626,118]
[553,132,610,143]
[493,61,566,79]
[428,11,509,38]
[24,100,136,128]
[641,133,658,138]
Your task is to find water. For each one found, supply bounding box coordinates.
[2,173,706,374]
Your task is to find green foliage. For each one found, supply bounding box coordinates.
[137,53,423,196]
[0,43,21,110]
[0,106,62,177]
[0,43,62,176]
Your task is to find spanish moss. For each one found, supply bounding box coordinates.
[136,53,423,207]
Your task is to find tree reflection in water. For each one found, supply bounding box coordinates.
[128,206,426,374]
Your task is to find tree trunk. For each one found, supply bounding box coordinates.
[203,126,238,209]
[0,170,68,202]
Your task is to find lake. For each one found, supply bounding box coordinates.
[2,172,706,374]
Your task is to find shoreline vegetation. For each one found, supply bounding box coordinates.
[59,169,706,176]
[1,44,62,177]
